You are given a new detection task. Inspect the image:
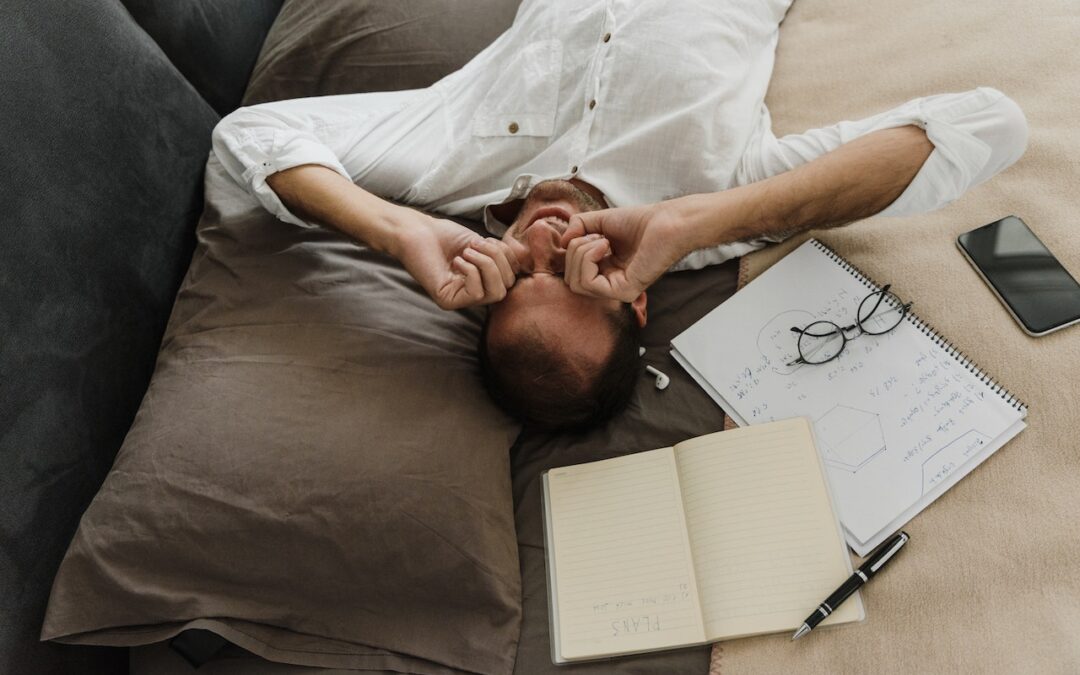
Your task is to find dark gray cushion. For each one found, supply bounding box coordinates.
[121,0,284,115]
[0,0,219,673]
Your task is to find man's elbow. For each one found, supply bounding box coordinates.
[210,106,284,187]
[1000,94,1030,169]
[211,106,257,161]
[983,89,1030,174]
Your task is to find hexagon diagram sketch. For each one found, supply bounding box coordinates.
[815,405,886,472]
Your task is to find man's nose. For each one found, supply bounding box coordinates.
[526,223,567,273]
[538,244,567,274]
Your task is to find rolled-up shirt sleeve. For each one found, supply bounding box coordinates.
[745,86,1029,216]
[875,88,1028,217]
[210,88,439,229]
[672,87,1029,271]
[211,105,355,229]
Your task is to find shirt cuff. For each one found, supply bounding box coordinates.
[223,126,354,229]
[876,88,1004,218]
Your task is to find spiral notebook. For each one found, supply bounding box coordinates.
[671,239,1028,555]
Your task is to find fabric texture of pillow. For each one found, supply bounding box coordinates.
[41,146,523,674]
[43,2,530,673]
[242,0,521,105]
[40,2,722,675]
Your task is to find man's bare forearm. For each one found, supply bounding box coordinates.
[265,164,407,257]
[263,163,520,310]
[671,125,935,251]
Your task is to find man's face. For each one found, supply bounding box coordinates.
[497,178,606,275]
[488,179,623,369]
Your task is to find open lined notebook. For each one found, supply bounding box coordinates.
[541,417,862,664]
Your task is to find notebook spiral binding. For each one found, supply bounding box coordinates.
[810,239,1028,414]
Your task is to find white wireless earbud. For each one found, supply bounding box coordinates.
[645,365,670,391]
[639,348,671,390]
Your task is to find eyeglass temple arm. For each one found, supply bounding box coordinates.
[791,325,851,337]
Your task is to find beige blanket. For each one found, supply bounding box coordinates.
[710,0,1080,673]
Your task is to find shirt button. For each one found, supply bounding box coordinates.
[508,122,519,134]
[589,99,597,110]
[570,165,579,174]
[602,32,611,43]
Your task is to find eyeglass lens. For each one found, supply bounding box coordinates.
[856,290,908,335]
[796,320,846,364]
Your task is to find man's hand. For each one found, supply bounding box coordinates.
[392,211,519,310]
[559,202,691,302]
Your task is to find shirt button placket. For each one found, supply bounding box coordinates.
[574,16,613,181]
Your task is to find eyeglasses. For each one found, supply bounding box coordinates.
[787,284,914,366]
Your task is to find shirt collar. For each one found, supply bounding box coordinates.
[482,173,545,236]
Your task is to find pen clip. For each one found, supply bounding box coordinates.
[869,532,909,573]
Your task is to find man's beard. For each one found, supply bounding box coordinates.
[509,179,605,234]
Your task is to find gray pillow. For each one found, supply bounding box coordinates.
[3,0,218,673]
[120,0,284,115]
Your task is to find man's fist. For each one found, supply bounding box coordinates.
[559,202,688,302]
[394,213,519,310]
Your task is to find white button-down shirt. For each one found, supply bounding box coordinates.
[212,0,1027,270]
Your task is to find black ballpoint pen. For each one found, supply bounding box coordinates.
[792,531,910,640]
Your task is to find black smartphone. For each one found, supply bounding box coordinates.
[957,215,1080,336]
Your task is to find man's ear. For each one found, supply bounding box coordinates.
[631,292,647,327]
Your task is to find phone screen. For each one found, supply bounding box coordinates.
[957,216,1080,335]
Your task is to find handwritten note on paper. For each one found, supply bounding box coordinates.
[671,241,1025,550]
[547,448,707,659]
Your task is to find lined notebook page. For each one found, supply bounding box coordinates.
[547,448,707,660]
[673,418,861,640]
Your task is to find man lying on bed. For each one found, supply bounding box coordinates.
[212,0,1028,432]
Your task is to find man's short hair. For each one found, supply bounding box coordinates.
[478,304,642,432]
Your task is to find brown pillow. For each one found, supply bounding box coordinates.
[45,2,529,672]
[243,0,521,105]
[41,126,522,675]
